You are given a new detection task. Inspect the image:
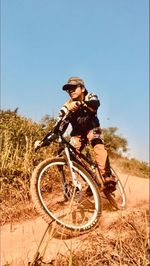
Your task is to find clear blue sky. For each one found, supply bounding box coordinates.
[1,0,149,163]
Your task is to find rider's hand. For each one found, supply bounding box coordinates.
[34,140,41,151]
[67,101,81,112]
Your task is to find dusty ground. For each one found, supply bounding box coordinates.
[1,173,149,266]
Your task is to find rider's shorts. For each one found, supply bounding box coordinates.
[70,127,104,150]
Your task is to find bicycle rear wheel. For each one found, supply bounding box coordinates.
[31,157,102,233]
[104,167,126,210]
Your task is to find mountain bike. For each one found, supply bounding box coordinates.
[30,112,126,235]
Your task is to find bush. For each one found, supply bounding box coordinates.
[0,109,56,214]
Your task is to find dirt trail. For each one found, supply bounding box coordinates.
[1,174,149,266]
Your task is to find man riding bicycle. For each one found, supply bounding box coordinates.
[35,77,116,191]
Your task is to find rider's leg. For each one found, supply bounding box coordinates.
[87,128,116,186]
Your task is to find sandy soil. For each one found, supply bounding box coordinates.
[1,173,149,266]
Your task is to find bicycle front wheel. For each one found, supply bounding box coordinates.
[31,157,102,233]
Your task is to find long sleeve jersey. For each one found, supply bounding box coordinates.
[39,92,100,147]
[58,92,100,136]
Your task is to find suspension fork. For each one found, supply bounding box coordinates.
[64,145,82,191]
[57,165,71,198]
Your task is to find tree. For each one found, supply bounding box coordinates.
[102,127,128,156]
[40,115,56,132]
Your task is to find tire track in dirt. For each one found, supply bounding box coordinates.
[1,174,149,265]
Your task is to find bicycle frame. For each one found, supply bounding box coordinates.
[56,133,105,191]
[31,112,126,233]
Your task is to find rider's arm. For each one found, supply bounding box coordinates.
[56,101,80,133]
[34,104,71,151]
[83,93,100,112]
[34,99,89,151]
[34,130,57,151]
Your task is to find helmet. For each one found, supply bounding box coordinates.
[62,77,88,94]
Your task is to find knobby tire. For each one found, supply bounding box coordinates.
[30,157,102,235]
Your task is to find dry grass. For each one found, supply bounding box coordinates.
[0,110,56,225]
[110,154,149,179]
[2,209,149,266]
[57,211,149,266]
[27,209,149,266]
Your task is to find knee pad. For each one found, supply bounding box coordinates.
[70,136,82,150]
[91,138,104,147]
